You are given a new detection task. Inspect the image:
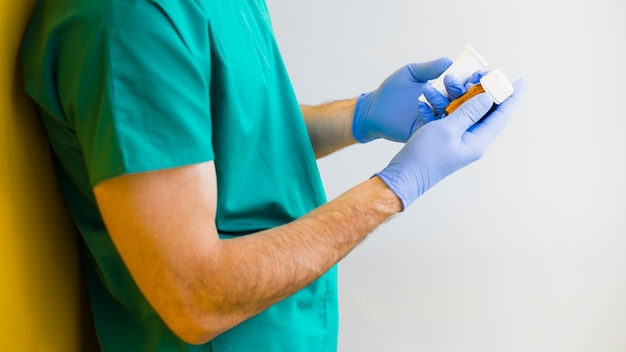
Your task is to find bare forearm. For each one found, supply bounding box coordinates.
[300,99,358,158]
[95,162,402,344]
[191,176,401,342]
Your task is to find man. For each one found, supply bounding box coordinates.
[21,0,524,351]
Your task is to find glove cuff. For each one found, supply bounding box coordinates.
[375,168,412,211]
[352,93,376,143]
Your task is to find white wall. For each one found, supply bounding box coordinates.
[266,1,626,351]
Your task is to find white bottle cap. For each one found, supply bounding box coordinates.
[480,69,514,104]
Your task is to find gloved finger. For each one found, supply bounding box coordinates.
[464,70,487,89]
[447,93,494,132]
[443,74,466,100]
[417,101,437,124]
[406,57,453,82]
[468,78,526,144]
[422,84,449,116]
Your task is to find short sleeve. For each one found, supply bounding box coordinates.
[57,1,214,186]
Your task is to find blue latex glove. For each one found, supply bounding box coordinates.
[377,78,526,209]
[352,57,452,143]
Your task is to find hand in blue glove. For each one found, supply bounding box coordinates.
[377,78,526,210]
[352,57,452,143]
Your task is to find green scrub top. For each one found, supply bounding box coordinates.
[21,0,338,351]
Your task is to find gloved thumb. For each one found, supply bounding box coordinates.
[406,57,452,82]
[447,93,493,131]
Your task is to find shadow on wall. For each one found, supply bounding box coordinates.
[0,1,100,351]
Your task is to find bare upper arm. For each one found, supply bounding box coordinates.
[93,161,222,343]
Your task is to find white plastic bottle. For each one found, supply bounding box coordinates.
[419,45,488,105]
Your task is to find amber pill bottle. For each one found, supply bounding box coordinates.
[444,69,514,116]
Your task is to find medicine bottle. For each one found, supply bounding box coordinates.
[419,45,488,105]
[444,69,514,115]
